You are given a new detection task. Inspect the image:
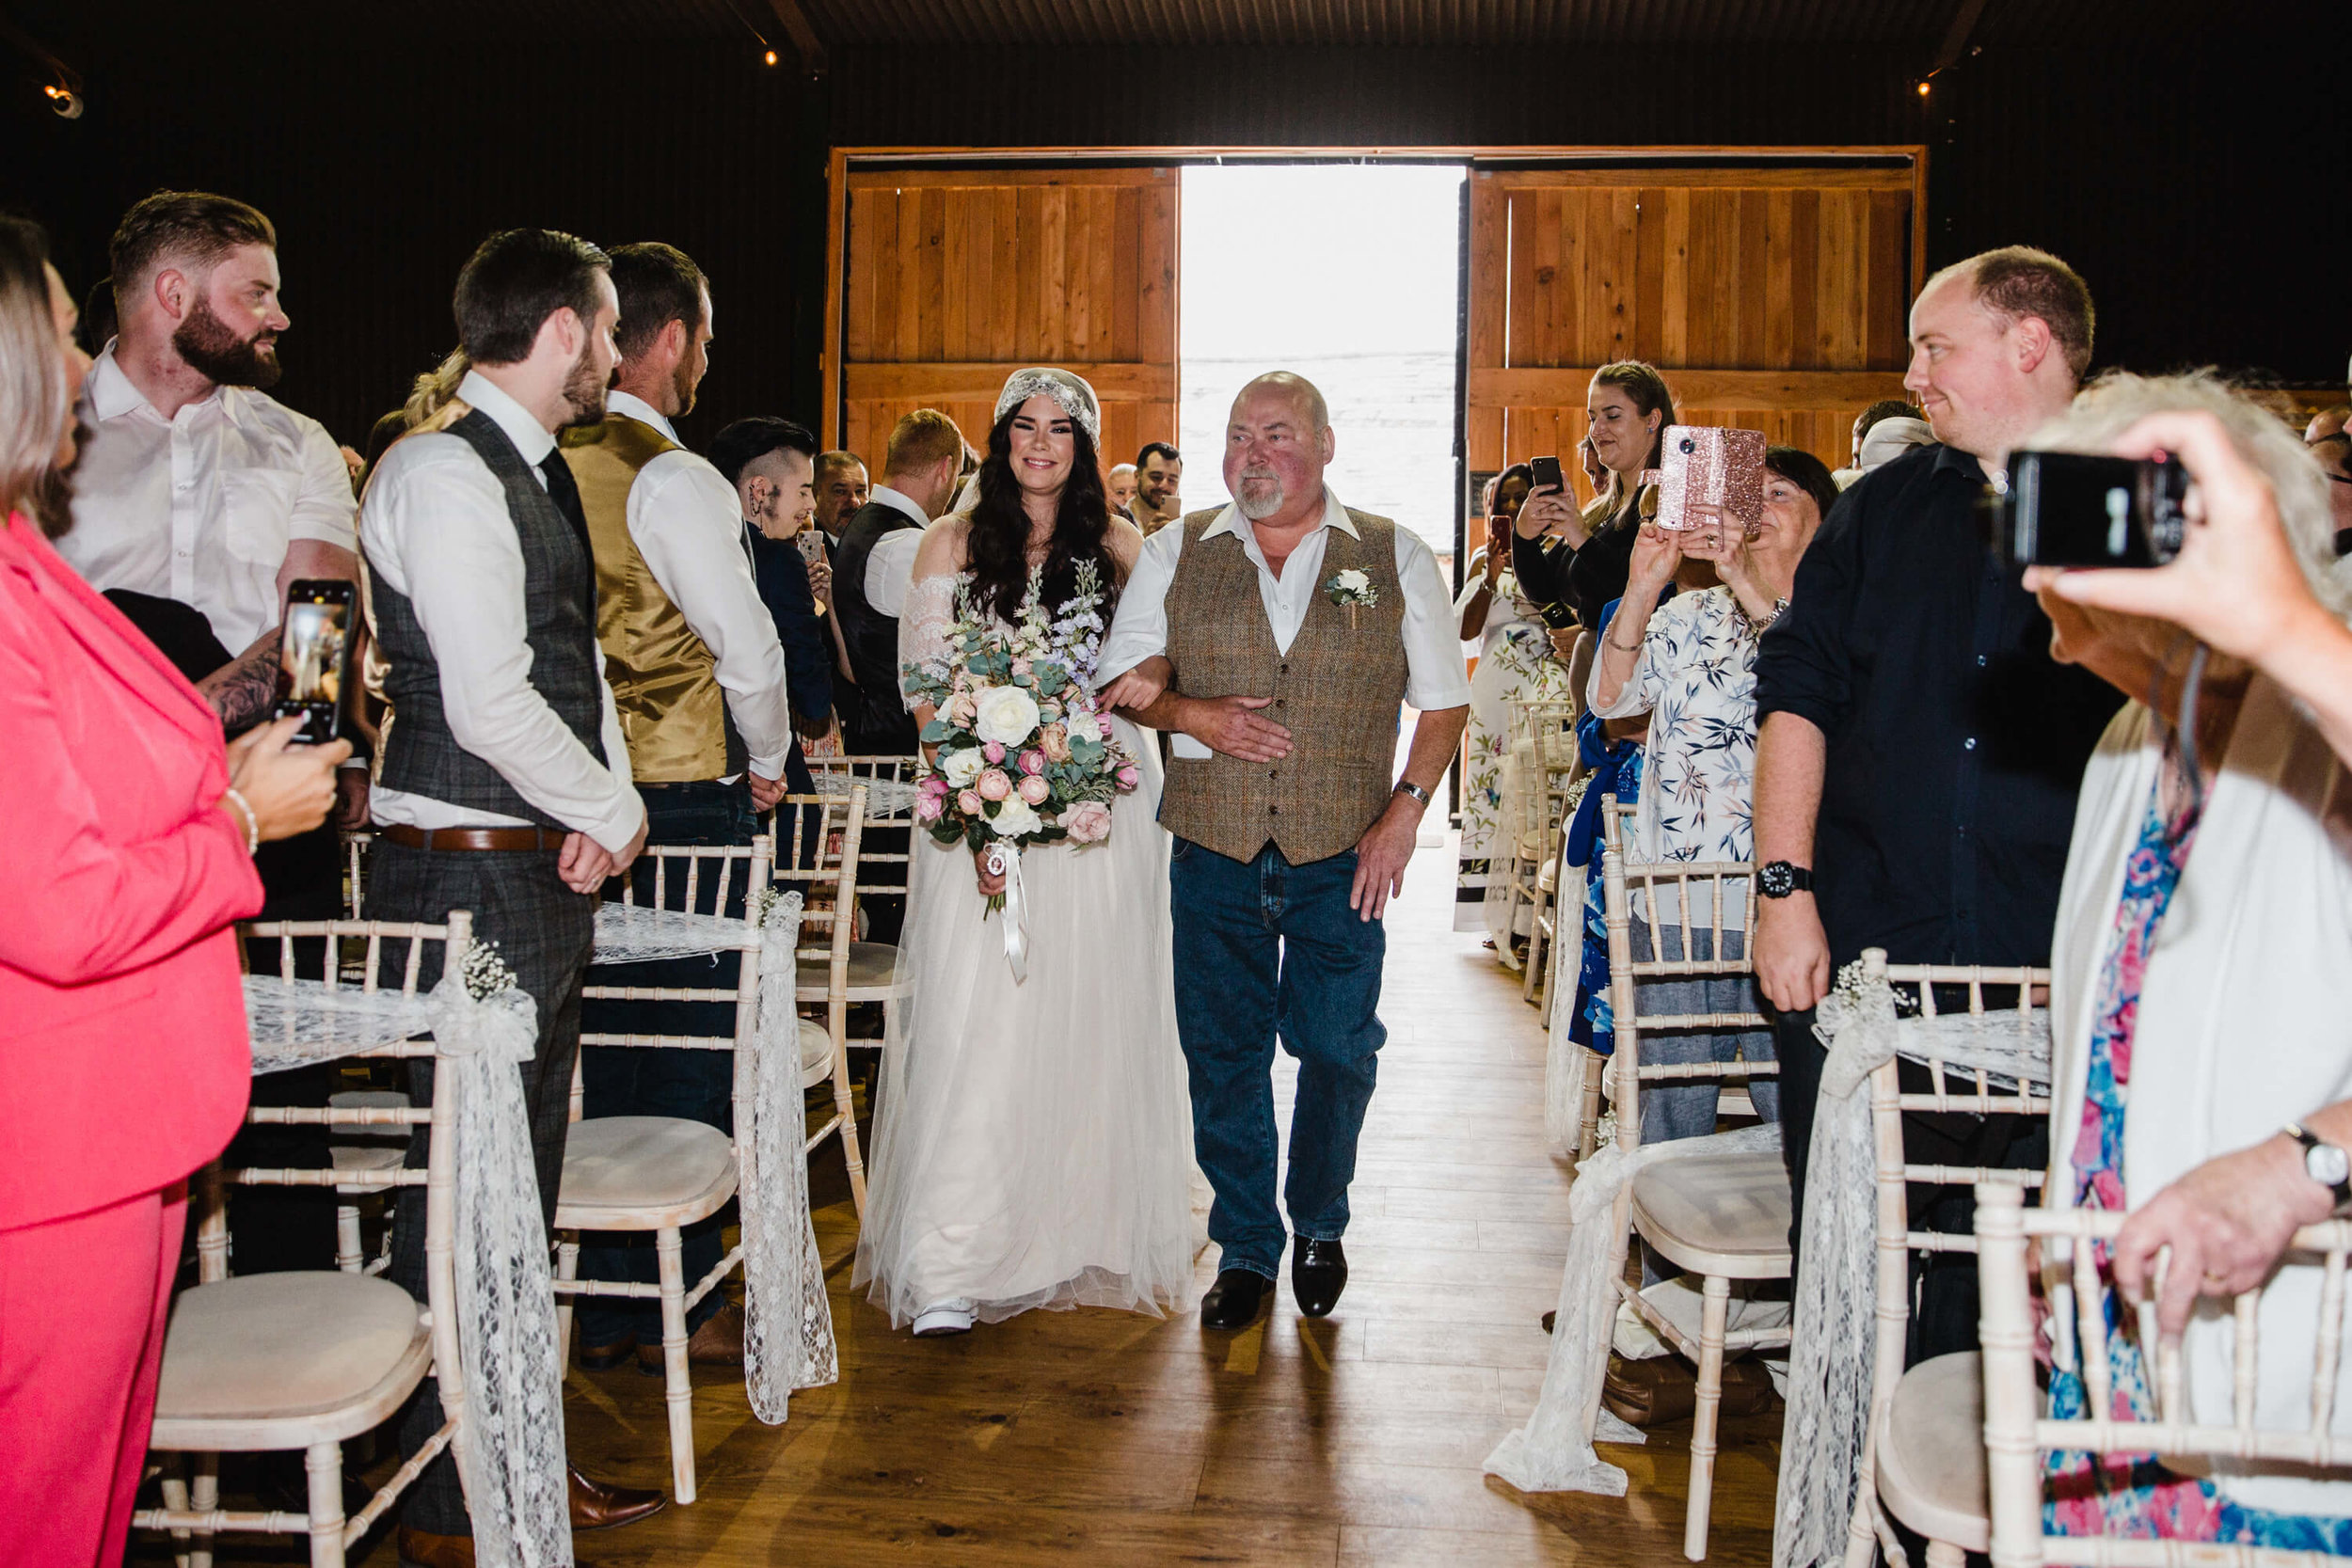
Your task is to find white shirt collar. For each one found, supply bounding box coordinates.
[871,484,930,529]
[1200,484,1356,546]
[85,342,227,425]
[605,388,679,444]
[456,369,558,467]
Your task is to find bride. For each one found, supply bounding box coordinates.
[851,368,1196,1338]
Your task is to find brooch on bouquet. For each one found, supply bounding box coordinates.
[1326,568,1379,629]
[900,562,1143,983]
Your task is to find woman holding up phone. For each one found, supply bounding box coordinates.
[1512,361,1680,633]
[1454,464,1580,943]
[0,215,349,1568]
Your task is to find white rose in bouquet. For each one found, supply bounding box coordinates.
[940,748,983,788]
[974,685,1042,748]
[990,794,1042,838]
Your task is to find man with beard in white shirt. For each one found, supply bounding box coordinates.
[60,189,365,1279]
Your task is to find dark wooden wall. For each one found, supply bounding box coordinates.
[7,19,2345,453]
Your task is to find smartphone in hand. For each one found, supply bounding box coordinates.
[1529,455,1565,494]
[273,579,359,744]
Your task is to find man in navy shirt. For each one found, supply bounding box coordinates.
[1754,249,2122,1336]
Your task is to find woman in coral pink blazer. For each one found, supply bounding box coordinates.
[0,220,346,1568]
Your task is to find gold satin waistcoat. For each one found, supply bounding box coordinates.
[560,415,736,783]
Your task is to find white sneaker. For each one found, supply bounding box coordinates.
[912,1300,976,1337]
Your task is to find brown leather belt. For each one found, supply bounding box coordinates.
[380,824,567,852]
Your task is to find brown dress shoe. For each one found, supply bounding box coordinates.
[396,1526,475,1568]
[568,1465,668,1530]
[576,1332,637,1371]
[637,1298,744,1373]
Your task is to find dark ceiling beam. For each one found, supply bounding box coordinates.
[1928,0,1989,74]
[764,0,827,74]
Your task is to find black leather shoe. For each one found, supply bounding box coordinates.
[1292,1238,1348,1318]
[1200,1268,1270,1330]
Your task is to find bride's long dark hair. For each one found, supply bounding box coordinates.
[964,401,1120,626]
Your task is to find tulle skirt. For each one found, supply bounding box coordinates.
[851,716,1197,1328]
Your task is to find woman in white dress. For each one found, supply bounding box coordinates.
[1454,464,1580,942]
[851,368,1196,1337]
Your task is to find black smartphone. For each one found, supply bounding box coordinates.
[1986,451,2190,570]
[273,579,358,744]
[1529,455,1566,495]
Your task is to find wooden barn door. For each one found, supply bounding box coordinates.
[825,165,1180,473]
[1464,158,1925,496]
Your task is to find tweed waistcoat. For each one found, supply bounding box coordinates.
[560,414,744,782]
[1159,507,1409,865]
[371,407,607,826]
[833,500,925,755]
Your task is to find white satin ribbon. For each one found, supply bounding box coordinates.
[987,840,1030,984]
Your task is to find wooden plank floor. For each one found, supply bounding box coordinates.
[350,834,1783,1566]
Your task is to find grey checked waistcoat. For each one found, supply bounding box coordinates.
[1158,507,1409,865]
[369,407,608,827]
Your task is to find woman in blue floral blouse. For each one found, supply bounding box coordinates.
[1585,446,1839,1147]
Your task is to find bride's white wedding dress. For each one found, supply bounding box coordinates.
[850,573,1196,1328]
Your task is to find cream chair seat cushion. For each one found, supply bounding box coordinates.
[1875,1350,1990,1552]
[799,1018,835,1084]
[151,1274,431,1448]
[1629,1148,1793,1280]
[556,1116,738,1231]
[796,941,910,1002]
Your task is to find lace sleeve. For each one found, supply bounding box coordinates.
[898,574,962,714]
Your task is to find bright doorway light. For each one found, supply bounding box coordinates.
[1178,164,1467,556]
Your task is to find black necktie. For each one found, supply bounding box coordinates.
[537,450,593,560]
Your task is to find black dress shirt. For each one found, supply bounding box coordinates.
[745,526,833,794]
[1512,500,1642,630]
[1755,442,2122,969]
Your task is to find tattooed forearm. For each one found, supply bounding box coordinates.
[199,628,283,735]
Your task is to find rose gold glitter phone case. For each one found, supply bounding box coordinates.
[1651,425,1767,531]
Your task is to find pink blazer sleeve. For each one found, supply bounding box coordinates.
[0,603,263,986]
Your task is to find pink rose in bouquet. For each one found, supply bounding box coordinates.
[1039,722,1072,763]
[1018,748,1047,777]
[1016,773,1051,805]
[982,740,1007,765]
[977,768,1013,801]
[914,790,946,823]
[957,788,985,816]
[945,691,978,727]
[1062,800,1113,845]
[1115,762,1142,792]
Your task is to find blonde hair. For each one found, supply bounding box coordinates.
[884,407,964,476]
[0,219,68,531]
[2025,370,2348,618]
[404,346,470,429]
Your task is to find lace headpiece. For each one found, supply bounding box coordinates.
[993,367,1102,447]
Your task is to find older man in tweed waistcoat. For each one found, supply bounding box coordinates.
[1101,372,1470,1330]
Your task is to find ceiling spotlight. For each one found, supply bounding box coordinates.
[763,48,777,65]
[1915,80,1931,97]
[44,83,82,119]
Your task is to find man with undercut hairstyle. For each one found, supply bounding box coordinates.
[362,227,665,1562]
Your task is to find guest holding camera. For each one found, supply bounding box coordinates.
[1513,362,1677,632]
[1582,447,1839,1147]
[2024,372,2352,1543]
[0,215,347,1568]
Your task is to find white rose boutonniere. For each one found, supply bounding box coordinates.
[1326,567,1378,628]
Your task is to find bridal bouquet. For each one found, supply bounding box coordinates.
[902,562,1141,974]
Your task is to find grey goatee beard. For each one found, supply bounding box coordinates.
[1234,470,1284,520]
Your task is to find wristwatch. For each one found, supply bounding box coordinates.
[2285,1123,2352,1210]
[1758,861,1815,900]
[1393,781,1432,808]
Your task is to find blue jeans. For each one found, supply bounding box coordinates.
[1169,837,1386,1282]
[577,780,755,1343]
